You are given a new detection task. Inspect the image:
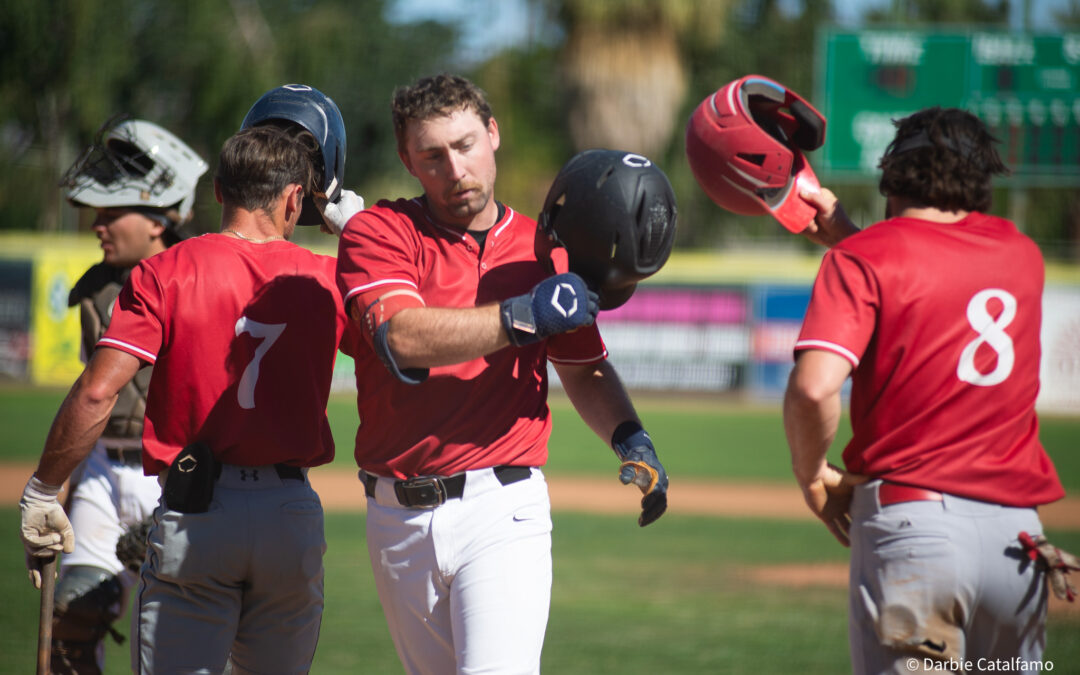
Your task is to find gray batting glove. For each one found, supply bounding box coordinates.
[612,425,668,527]
[19,475,74,589]
[316,188,365,236]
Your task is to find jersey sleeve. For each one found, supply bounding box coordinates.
[794,248,879,368]
[98,260,165,364]
[337,206,425,311]
[547,323,608,365]
[336,205,427,345]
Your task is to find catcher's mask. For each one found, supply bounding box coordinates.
[61,115,208,241]
[537,149,677,310]
[241,83,347,225]
[685,74,825,233]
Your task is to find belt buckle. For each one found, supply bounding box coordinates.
[396,476,446,508]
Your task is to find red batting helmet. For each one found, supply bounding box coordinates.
[685,75,825,233]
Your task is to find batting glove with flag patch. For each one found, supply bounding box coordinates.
[612,422,668,527]
[500,272,599,347]
[20,475,75,589]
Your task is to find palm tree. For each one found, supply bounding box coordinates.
[556,0,728,158]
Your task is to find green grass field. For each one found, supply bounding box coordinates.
[2,385,1078,673]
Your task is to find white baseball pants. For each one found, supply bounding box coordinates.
[363,466,553,675]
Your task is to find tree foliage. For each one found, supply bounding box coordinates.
[0,0,456,234]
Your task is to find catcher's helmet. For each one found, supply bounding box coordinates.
[685,75,825,233]
[62,116,208,229]
[538,149,677,310]
[241,83,347,225]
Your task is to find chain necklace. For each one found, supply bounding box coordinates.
[222,229,285,244]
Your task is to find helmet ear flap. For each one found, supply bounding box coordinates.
[790,99,825,151]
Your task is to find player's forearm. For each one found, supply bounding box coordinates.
[555,360,638,443]
[782,382,841,488]
[388,305,511,368]
[35,375,117,485]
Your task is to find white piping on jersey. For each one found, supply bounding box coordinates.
[492,208,515,237]
[97,337,158,363]
[344,278,419,304]
[793,339,860,367]
[548,349,609,365]
[377,288,426,306]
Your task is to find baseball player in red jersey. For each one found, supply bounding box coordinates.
[783,107,1068,673]
[50,115,207,675]
[333,73,669,674]
[19,84,362,673]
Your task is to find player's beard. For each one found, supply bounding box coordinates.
[444,180,490,220]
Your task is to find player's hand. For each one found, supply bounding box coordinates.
[499,272,599,347]
[799,188,859,248]
[19,476,74,589]
[315,188,364,236]
[798,463,866,547]
[613,427,668,527]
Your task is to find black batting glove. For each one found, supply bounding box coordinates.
[500,273,599,347]
[612,422,668,527]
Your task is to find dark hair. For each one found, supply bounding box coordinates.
[878,107,1008,213]
[215,124,319,213]
[391,73,493,152]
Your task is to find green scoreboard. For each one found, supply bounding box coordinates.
[816,29,1080,185]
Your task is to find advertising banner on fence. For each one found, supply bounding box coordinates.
[30,249,98,386]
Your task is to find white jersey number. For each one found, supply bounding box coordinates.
[235,317,286,409]
[956,288,1016,387]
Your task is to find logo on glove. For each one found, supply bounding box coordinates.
[549,282,579,317]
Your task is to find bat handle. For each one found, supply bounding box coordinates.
[38,555,57,675]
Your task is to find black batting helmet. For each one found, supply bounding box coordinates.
[538,149,677,309]
[241,84,347,225]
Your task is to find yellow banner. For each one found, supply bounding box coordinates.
[30,250,99,386]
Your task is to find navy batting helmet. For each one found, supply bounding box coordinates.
[538,149,677,310]
[241,84,346,225]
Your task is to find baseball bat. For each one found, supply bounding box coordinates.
[37,555,56,675]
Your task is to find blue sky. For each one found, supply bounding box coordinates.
[388,0,1076,62]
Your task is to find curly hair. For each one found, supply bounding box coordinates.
[878,107,1009,213]
[215,123,319,214]
[391,73,494,153]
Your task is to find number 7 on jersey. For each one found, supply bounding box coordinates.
[235,316,286,409]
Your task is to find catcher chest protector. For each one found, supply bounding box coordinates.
[538,149,678,309]
[241,83,347,226]
[685,74,826,233]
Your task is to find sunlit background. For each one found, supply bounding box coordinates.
[1,0,1078,408]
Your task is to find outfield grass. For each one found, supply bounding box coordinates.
[6,387,1080,492]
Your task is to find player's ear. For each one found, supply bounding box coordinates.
[284,183,304,221]
[146,218,166,241]
[398,148,417,177]
[487,117,500,153]
[214,178,224,205]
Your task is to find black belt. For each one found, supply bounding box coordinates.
[274,464,305,482]
[363,465,532,508]
[105,446,142,467]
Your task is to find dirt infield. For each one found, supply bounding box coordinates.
[3,462,1079,528]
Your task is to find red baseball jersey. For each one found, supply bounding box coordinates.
[101,234,357,474]
[336,198,608,478]
[795,213,1063,506]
